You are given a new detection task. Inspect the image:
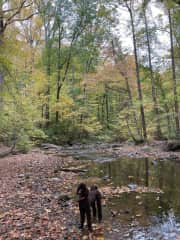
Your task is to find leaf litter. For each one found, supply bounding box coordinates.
[0,147,166,240]
[0,150,105,240]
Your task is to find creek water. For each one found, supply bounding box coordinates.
[87,156,180,239]
[63,147,180,239]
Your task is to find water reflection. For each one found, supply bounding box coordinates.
[88,157,180,238]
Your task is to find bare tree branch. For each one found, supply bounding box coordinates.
[3,0,34,32]
[8,12,38,24]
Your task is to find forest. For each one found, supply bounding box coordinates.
[0,0,179,152]
[0,0,180,240]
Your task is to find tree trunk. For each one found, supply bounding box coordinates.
[143,4,162,138]
[55,25,62,123]
[101,95,105,125]
[45,53,50,127]
[105,85,109,129]
[0,3,3,40]
[97,96,100,122]
[44,30,51,127]
[168,8,179,138]
[125,75,142,138]
[145,158,149,187]
[157,76,172,138]
[56,84,61,123]
[126,2,147,140]
[111,40,142,139]
[125,116,139,142]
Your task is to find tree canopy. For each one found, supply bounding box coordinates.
[0,0,179,150]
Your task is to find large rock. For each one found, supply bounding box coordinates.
[41,143,62,151]
[165,140,180,152]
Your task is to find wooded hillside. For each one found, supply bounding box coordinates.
[0,0,179,151]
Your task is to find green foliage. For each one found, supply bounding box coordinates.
[0,100,47,152]
[0,0,179,149]
[46,88,103,144]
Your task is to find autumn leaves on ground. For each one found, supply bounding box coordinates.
[1,141,180,239]
[0,149,104,240]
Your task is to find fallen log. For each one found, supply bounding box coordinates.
[0,144,15,158]
[54,168,87,173]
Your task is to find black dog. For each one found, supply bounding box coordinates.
[88,185,102,222]
[76,183,92,231]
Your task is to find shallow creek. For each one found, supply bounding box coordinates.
[63,147,180,239]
